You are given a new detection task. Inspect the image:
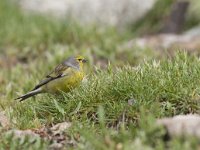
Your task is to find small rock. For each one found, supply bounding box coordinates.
[157,114,200,139]
[132,34,195,49]
[49,142,63,150]
[121,26,200,54]
[116,143,123,150]
[0,111,10,129]
[51,122,71,135]
[128,99,135,106]
[7,129,39,138]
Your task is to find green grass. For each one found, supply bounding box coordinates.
[13,52,200,126]
[4,52,199,149]
[0,0,200,149]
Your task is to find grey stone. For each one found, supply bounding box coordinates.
[157,114,200,139]
[19,0,156,28]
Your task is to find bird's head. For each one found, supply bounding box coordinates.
[75,55,87,64]
[64,55,87,70]
[75,55,87,69]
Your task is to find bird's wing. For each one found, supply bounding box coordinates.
[46,63,69,78]
[32,63,69,90]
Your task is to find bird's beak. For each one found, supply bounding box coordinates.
[82,59,87,63]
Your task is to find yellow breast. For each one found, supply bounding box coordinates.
[44,69,84,94]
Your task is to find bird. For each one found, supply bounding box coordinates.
[15,55,87,102]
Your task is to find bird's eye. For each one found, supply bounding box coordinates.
[78,59,82,61]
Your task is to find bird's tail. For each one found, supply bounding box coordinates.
[15,88,42,102]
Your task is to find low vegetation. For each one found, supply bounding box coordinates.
[0,0,199,149]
